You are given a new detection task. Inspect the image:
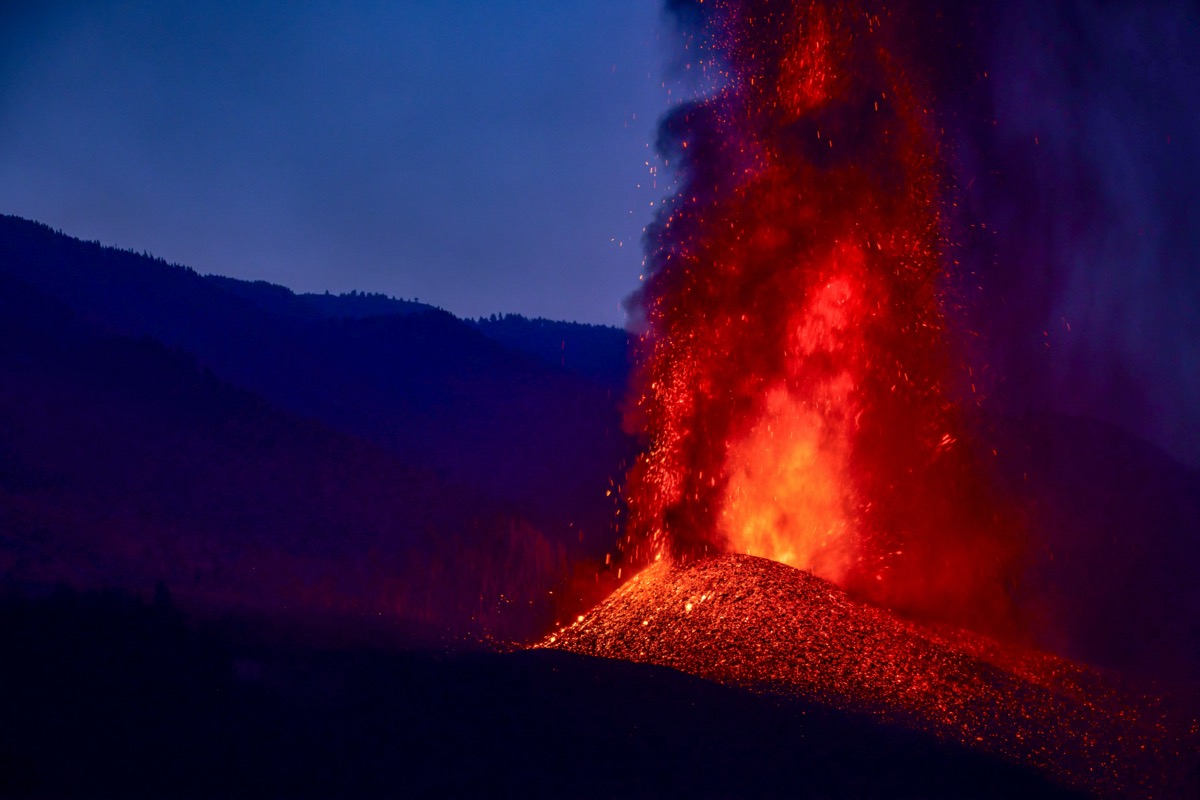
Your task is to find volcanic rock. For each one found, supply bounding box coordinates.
[539,554,1196,798]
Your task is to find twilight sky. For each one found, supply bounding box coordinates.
[0,0,673,326]
[1,0,1197,463]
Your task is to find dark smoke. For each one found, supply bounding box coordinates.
[628,0,1026,635]
[631,0,1200,679]
[648,0,1200,467]
[955,0,1200,683]
[948,0,1200,469]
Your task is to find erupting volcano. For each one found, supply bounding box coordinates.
[544,1,1198,797]
[622,0,1016,630]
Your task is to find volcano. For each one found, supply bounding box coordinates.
[539,554,1195,798]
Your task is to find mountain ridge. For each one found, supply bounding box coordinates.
[0,214,635,553]
[0,214,632,638]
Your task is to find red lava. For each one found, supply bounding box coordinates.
[538,554,1196,799]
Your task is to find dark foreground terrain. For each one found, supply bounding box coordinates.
[544,554,1199,799]
[0,587,1084,800]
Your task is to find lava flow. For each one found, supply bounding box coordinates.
[623,0,1017,631]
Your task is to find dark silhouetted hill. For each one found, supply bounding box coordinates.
[471,313,629,396]
[206,277,630,392]
[0,216,634,600]
[0,224,628,638]
[300,288,432,320]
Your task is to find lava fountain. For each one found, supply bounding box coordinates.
[624,0,1017,632]
[543,4,1199,794]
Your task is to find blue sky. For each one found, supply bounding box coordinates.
[0,1,673,325]
[2,0,1196,462]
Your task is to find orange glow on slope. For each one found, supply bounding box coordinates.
[538,555,1196,798]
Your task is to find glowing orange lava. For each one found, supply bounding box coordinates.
[539,555,1195,798]
[719,245,870,582]
[624,0,1017,630]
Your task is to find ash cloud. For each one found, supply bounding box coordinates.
[635,0,1200,679]
[951,0,1200,468]
[951,0,1200,683]
[649,0,1200,468]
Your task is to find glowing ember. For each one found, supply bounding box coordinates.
[539,555,1195,798]
[624,0,1018,629]
[539,4,1200,795]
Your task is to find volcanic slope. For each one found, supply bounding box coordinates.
[539,554,1196,799]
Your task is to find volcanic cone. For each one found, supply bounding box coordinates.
[539,554,1195,798]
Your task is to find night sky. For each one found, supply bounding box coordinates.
[1,1,1197,463]
[0,0,671,326]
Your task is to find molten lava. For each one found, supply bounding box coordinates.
[544,4,1200,795]
[625,0,1016,629]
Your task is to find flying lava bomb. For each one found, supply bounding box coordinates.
[543,2,1199,797]
[622,0,1018,634]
